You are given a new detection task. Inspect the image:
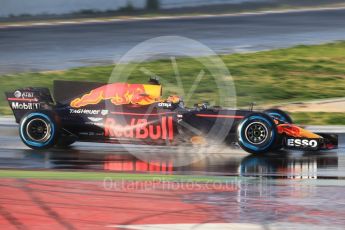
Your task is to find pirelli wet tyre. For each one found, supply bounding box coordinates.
[264,109,293,124]
[237,113,278,154]
[19,112,59,150]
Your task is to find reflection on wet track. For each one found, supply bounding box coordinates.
[0,141,344,179]
[1,127,345,228]
[1,123,345,179]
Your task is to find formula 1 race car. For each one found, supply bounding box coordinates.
[5,79,338,154]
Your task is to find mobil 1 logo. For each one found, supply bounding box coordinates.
[11,102,40,110]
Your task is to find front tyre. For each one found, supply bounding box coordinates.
[237,113,278,154]
[264,109,293,124]
[19,112,58,150]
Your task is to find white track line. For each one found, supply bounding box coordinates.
[1,6,345,29]
[106,223,266,230]
[106,223,344,230]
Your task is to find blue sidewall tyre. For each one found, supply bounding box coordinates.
[237,113,277,154]
[264,109,293,124]
[19,112,57,149]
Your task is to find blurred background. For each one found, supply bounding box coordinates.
[2,0,344,18]
[1,0,345,122]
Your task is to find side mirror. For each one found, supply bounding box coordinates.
[249,102,256,111]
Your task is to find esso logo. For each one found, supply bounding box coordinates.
[287,139,318,148]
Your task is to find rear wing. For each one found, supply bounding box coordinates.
[5,88,54,123]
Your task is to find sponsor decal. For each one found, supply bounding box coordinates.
[69,109,100,115]
[104,116,174,140]
[14,90,22,98]
[79,132,100,136]
[88,117,103,122]
[21,91,34,98]
[11,102,40,110]
[9,90,37,102]
[14,90,34,98]
[286,138,318,148]
[277,124,321,138]
[101,110,109,116]
[157,102,172,108]
[70,83,161,108]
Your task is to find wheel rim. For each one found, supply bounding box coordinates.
[26,118,51,142]
[244,122,269,145]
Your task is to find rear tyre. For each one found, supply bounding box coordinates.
[264,109,293,123]
[237,113,278,154]
[19,112,58,150]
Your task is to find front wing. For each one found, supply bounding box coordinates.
[278,124,338,151]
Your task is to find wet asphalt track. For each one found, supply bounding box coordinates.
[1,8,345,74]
[1,121,345,179]
[2,121,345,228]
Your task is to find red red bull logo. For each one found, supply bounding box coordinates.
[70,83,162,108]
[277,124,321,138]
[104,116,174,140]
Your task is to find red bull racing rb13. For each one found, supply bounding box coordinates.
[5,79,338,154]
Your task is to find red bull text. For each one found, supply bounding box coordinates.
[104,116,174,140]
